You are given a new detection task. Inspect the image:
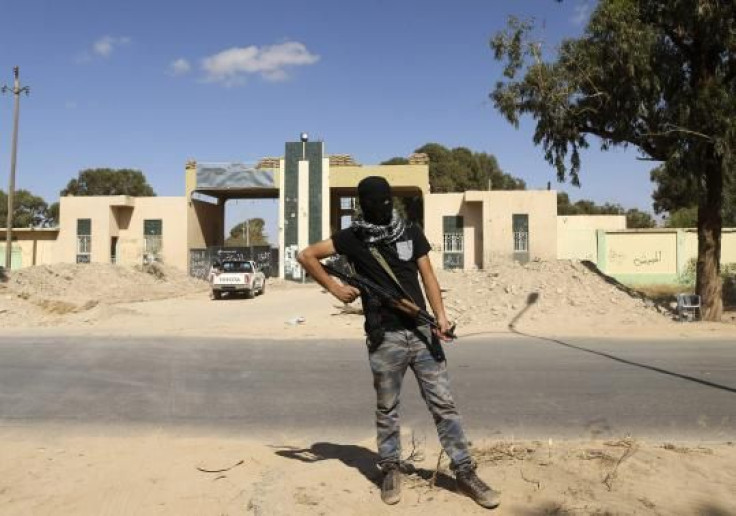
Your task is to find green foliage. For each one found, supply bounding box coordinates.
[665,206,698,228]
[677,257,697,286]
[625,208,656,229]
[560,197,623,215]
[652,164,736,227]
[61,168,155,197]
[0,189,55,228]
[380,157,410,165]
[679,257,736,291]
[225,218,269,246]
[557,192,655,227]
[409,143,525,193]
[491,2,736,186]
[47,202,60,226]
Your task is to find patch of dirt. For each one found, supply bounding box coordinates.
[435,260,677,334]
[2,259,734,339]
[0,263,207,325]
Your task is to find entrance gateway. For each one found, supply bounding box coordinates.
[185,135,430,281]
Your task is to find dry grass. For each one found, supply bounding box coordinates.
[473,441,539,464]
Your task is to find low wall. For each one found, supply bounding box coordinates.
[1,229,60,270]
[557,215,626,261]
[596,228,736,285]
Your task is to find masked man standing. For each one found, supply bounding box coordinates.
[297,176,500,509]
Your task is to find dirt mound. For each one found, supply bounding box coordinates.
[2,263,207,317]
[436,260,672,333]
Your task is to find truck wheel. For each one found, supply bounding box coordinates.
[260,281,266,295]
[212,290,221,300]
[245,289,255,299]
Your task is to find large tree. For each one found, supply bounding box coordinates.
[382,143,526,192]
[491,1,736,320]
[651,164,736,227]
[225,218,269,247]
[61,168,155,196]
[0,189,54,228]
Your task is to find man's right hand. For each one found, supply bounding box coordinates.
[330,283,361,303]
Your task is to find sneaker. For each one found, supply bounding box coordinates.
[456,469,500,509]
[380,466,401,505]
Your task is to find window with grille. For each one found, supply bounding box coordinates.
[512,214,529,253]
[443,233,464,253]
[143,219,163,256]
[76,219,91,263]
[443,216,464,252]
[339,197,356,210]
[442,215,464,270]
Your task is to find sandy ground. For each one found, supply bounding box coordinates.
[2,262,735,515]
[1,261,735,340]
[0,426,734,515]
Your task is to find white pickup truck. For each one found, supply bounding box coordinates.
[210,259,266,300]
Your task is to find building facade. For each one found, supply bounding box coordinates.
[10,137,731,287]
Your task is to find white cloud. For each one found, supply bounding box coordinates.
[201,41,319,86]
[571,1,592,26]
[65,101,78,110]
[92,36,131,58]
[168,58,192,76]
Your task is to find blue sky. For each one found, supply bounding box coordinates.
[0,0,658,240]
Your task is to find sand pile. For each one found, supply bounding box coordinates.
[436,260,672,333]
[0,263,207,322]
[0,259,706,338]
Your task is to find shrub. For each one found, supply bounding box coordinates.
[678,258,736,306]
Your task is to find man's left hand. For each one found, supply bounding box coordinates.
[433,316,455,341]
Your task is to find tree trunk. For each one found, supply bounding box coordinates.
[696,159,723,321]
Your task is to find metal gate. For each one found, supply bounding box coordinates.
[189,246,278,280]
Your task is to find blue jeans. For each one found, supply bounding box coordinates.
[368,326,473,472]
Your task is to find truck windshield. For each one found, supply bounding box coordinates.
[222,261,253,273]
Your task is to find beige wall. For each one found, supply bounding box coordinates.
[605,231,677,275]
[722,230,736,264]
[58,196,120,264]
[557,215,626,261]
[465,190,557,263]
[589,228,736,284]
[122,197,188,270]
[187,198,224,251]
[58,196,189,271]
[425,190,557,269]
[681,229,736,266]
[424,193,476,268]
[329,165,430,196]
[0,230,59,269]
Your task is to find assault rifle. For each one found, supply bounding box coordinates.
[322,262,457,340]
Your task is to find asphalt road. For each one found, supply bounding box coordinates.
[1,334,734,441]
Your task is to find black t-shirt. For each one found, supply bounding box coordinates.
[332,223,432,331]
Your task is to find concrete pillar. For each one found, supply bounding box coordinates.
[297,160,310,252]
[596,229,608,272]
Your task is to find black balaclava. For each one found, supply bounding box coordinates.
[357,176,393,225]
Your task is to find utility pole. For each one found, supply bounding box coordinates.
[2,67,30,271]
